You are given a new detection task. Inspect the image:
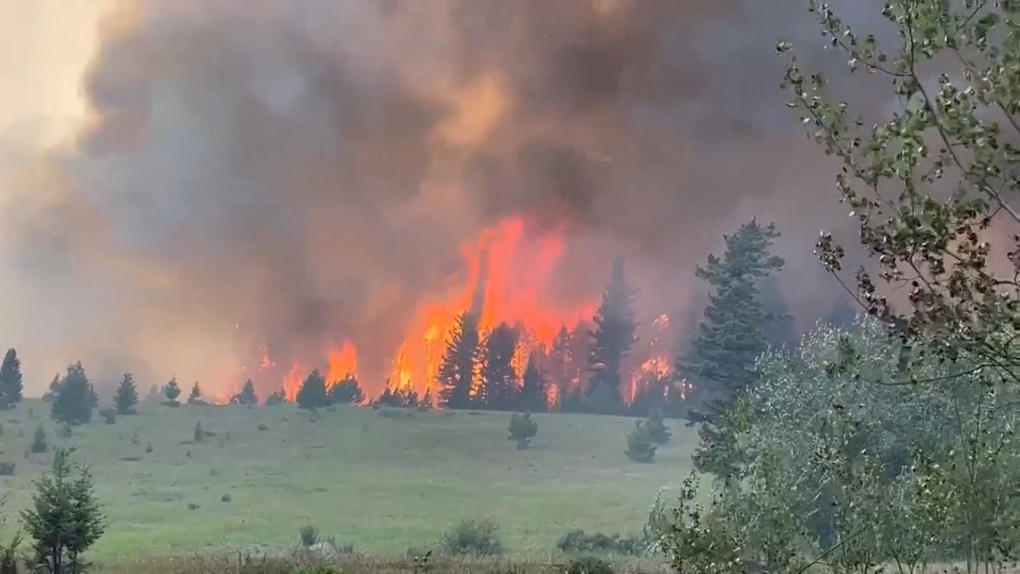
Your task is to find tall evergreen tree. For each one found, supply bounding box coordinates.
[547,325,573,397]
[164,377,182,404]
[437,311,480,410]
[51,362,94,426]
[479,322,518,411]
[585,257,639,414]
[296,370,328,410]
[113,373,139,415]
[187,382,203,405]
[677,218,784,480]
[518,355,547,413]
[759,274,797,349]
[233,379,259,406]
[0,348,23,409]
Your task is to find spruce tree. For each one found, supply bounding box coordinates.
[113,373,138,415]
[518,356,546,413]
[585,257,638,414]
[21,448,106,574]
[421,387,434,409]
[327,374,363,405]
[437,311,481,410]
[233,379,259,407]
[187,382,203,405]
[51,362,93,426]
[625,420,657,463]
[479,322,518,411]
[645,405,672,444]
[677,218,783,479]
[295,370,328,410]
[163,377,182,405]
[547,325,573,396]
[0,348,23,409]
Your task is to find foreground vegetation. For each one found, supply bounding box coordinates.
[0,402,693,564]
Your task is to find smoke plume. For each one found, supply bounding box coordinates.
[0,0,889,396]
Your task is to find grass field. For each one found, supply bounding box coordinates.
[0,400,696,565]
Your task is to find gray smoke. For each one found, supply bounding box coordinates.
[0,0,890,395]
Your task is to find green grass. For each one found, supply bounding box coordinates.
[0,400,695,562]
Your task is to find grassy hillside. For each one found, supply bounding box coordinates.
[0,400,695,561]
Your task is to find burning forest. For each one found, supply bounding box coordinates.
[237,215,685,415]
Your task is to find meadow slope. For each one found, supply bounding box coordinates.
[0,401,695,561]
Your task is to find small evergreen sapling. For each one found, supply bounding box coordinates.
[327,374,364,405]
[508,412,538,449]
[193,421,204,443]
[30,425,47,454]
[164,377,182,406]
[646,405,672,444]
[265,390,286,406]
[51,362,93,426]
[296,370,329,410]
[625,420,657,463]
[187,382,204,405]
[113,373,139,415]
[21,448,106,574]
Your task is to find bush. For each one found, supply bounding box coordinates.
[104,414,116,425]
[0,462,14,476]
[265,391,286,406]
[257,423,269,431]
[555,529,643,555]
[299,525,320,547]
[507,412,538,448]
[565,556,614,574]
[439,519,503,556]
[193,421,204,443]
[221,494,231,503]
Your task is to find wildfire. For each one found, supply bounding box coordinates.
[238,217,683,409]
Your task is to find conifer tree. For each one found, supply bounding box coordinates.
[0,348,23,409]
[421,387,434,409]
[585,257,638,414]
[437,311,481,410]
[327,374,363,405]
[42,374,60,402]
[51,362,93,426]
[233,379,259,407]
[479,322,518,411]
[677,219,783,479]
[296,370,328,409]
[507,412,538,449]
[645,405,672,444]
[113,373,139,415]
[164,377,182,405]
[518,356,546,413]
[625,420,657,463]
[21,448,106,574]
[187,382,203,405]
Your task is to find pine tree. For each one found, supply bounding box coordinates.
[585,257,638,414]
[51,362,93,426]
[646,405,672,444]
[625,420,657,463]
[547,325,573,395]
[327,374,363,405]
[677,219,784,479]
[113,373,139,415]
[187,382,203,405]
[518,356,546,413]
[0,348,23,409]
[479,322,518,411]
[233,379,259,407]
[42,374,60,402]
[164,377,182,405]
[437,311,481,410]
[296,370,328,410]
[21,448,106,574]
[421,387,434,409]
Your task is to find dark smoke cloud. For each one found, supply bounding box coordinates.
[1,0,890,395]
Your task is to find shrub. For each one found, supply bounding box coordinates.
[555,529,643,555]
[0,462,14,476]
[144,442,153,454]
[221,494,231,503]
[565,556,614,574]
[187,503,199,511]
[265,391,286,406]
[0,535,21,574]
[257,423,269,431]
[299,525,320,547]
[30,425,47,454]
[507,412,538,448]
[193,421,204,443]
[439,519,503,556]
[624,420,656,463]
[104,414,116,425]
